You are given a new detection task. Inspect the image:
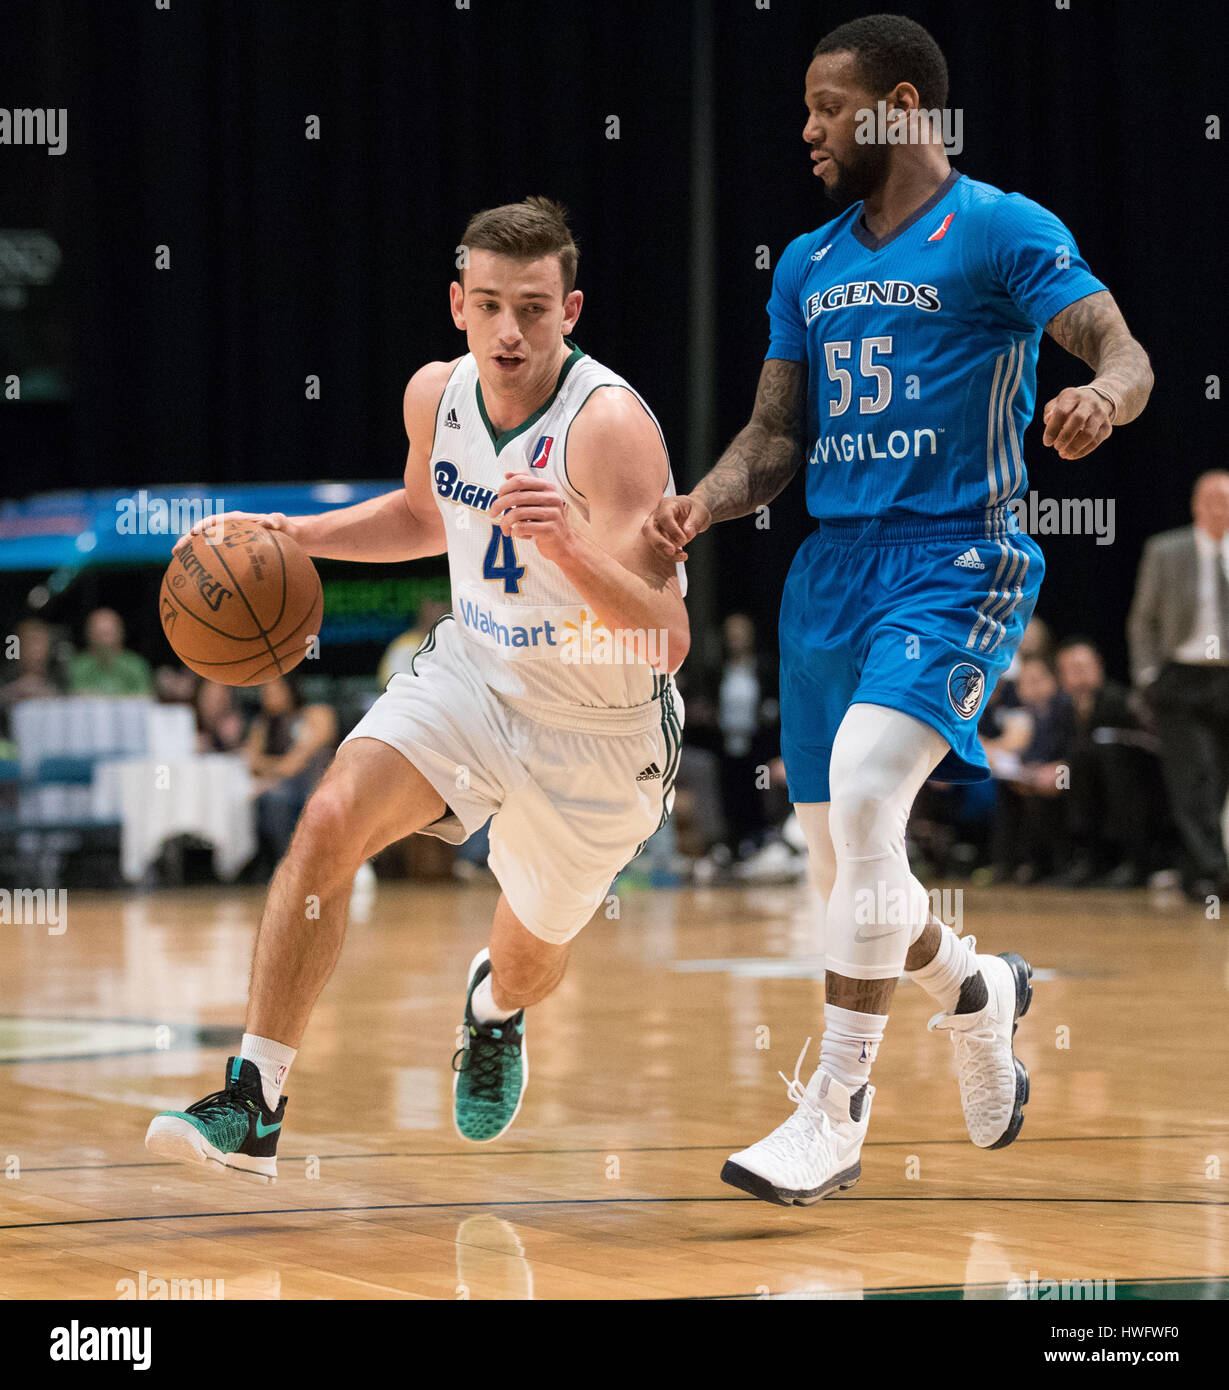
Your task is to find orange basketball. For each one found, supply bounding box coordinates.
[158,520,323,686]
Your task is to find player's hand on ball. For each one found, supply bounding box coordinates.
[643,494,712,562]
[172,510,291,552]
[494,472,570,559]
[1041,387,1113,460]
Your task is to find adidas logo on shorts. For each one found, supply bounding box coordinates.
[636,762,662,782]
[954,547,986,570]
[444,408,461,429]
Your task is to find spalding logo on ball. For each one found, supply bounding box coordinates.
[159,520,323,686]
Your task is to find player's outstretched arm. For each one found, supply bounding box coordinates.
[643,357,806,559]
[1041,290,1154,460]
[492,387,690,674]
[174,362,453,562]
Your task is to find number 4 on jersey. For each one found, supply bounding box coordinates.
[482,524,526,594]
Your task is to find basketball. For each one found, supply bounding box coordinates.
[158,520,323,686]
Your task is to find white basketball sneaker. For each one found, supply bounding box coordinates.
[928,941,1033,1149]
[721,1040,873,1206]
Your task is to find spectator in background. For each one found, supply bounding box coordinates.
[0,617,65,735]
[246,675,337,866]
[667,654,727,865]
[154,664,198,706]
[988,655,1074,884]
[195,680,246,754]
[1015,616,1055,669]
[995,615,1055,705]
[378,599,452,688]
[1054,637,1149,887]
[716,612,779,859]
[68,608,153,697]
[1128,470,1229,901]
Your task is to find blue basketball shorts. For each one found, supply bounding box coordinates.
[779,512,1044,803]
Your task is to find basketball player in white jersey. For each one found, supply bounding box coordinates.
[145,198,689,1177]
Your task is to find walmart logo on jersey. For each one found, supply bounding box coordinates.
[456,596,560,651]
[803,279,940,325]
[434,460,497,513]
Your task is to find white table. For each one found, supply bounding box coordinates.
[92,753,256,882]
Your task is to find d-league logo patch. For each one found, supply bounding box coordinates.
[947,662,985,720]
[530,434,554,468]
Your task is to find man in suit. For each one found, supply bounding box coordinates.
[1054,637,1150,887]
[1128,471,1229,901]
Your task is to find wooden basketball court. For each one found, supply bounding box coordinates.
[1,880,1226,1300]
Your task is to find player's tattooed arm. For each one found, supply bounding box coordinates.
[1041,290,1153,459]
[642,358,806,559]
[695,358,808,521]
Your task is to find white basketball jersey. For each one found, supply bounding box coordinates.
[428,341,686,715]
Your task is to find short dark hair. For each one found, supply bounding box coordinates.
[813,14,949,111]
[460,196,579,296]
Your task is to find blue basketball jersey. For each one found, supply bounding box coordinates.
[766,170,1106,533]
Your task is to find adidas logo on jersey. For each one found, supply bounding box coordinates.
[954,548,986,570]
[444,408,461,429]
[636,762,662,782]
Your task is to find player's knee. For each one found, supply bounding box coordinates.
[492,948,567,1004]
[290,785,367,881]
[828,778,907,859]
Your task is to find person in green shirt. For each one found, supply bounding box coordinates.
[68,608,153,697]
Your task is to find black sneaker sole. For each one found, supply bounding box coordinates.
[985,952,1033,1150]
[720,1159,861,1207]
[1000,951,1034,1026]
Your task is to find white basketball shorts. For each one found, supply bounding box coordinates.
[342,616,683,944]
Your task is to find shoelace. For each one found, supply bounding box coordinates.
[185,1086,252,1122]
[451,1025,521,1102]
[767,1037,833,1161]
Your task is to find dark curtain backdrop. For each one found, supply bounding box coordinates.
[1,0,1225,679]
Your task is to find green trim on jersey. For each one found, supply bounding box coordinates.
[560,381,671,502]
[409,613,453,678]
[474,340,585,456]
[631,674,683,860]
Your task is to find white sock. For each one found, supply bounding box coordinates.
[907,922,980,1014]
[241,1032,296,1110]
[818,1002,887,1093]
[470,975,519,1025]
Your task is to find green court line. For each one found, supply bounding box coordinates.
[702,1276,1229,1301]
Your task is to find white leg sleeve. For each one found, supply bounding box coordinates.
[824,703,950,981]
[794,801,835,959]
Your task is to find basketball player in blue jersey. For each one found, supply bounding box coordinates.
[647,15,1153,1205]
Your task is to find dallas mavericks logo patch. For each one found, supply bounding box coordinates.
[947,663,986,720]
